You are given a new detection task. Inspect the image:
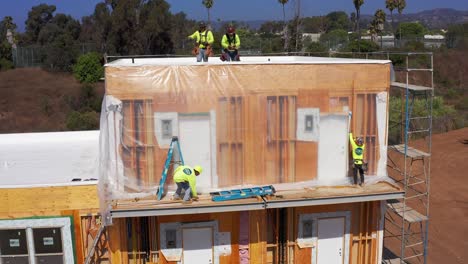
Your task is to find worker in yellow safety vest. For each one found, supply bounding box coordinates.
[172,165,203,203]
[349,133,366,186]
[188,22,214,62]
[220,26,241,61]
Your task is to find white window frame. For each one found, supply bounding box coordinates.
[0,217,74,264]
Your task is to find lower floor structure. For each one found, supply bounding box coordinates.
[107,201,386,264]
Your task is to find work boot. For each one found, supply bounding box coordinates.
[172,195,181,201]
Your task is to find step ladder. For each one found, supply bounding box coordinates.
[210,185,276,202]
[157,136,184,200]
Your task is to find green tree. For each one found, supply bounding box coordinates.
[445,23,468,49]
[107,0,143,55]
[301,16,328,33]
[24,4,56,44]
[171,12,196,54]
[346,39,379,52]
[320,29,349,50]
[0,16,16,70]
[44,33,79,71]
[305,42,327,53]
[202,0,213,25]
[0,16,17,40]
[80,3,113,53]
[73,52,104,83]
[396,22,427,39]
[385,0,396,32]
[352,0,364,51]
[139,0,174,54]
[325,11,350,32]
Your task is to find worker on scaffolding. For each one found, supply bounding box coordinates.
[172,165,203,203]
[349,132,366,186]
[188,22,214,62]
[220,25,241,61]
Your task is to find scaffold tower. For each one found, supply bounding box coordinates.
[383,52,434,264]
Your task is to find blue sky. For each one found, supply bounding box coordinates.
[1,0,467,31]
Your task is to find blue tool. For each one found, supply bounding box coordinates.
[210,185,276,202]
[157,136,184,200]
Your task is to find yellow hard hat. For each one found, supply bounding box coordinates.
[193,165,203,174]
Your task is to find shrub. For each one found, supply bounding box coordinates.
[345,40,380,52]
[0,58,14,71]
[73,52,103,83]
[305,42,327,53]
[66,111,99,130]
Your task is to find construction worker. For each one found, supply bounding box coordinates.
[173,165,203,203]
[188,22,214,62]
[221,26,241,61]
[349,133,366,186]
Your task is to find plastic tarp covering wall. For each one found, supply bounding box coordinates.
[99,57,392,218]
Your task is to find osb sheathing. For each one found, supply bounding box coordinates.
[0,185,99,218]
[105,64,390,99]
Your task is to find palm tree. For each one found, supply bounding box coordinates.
[278,0,289,51]
[373,9,386,47]
[353,0,364,52]
[395,0,406,45]
[350,12,357,32]
[385,0,396,32]
[202,0,213,25]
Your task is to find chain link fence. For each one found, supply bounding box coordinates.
[12,43,99,68]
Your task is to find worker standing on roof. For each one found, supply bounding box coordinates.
[349,132,366,186]
[188,22,214,62]
[221,26,241,61]
[172,165,203,203]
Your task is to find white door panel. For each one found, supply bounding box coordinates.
[317,217,345,264]
[183,227,213,264]
[318,114,348,182]
[179,116,212,188]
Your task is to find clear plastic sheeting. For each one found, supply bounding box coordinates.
[99,56,392,221]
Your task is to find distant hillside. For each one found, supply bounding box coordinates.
[362,8,468,29]
[242,8,468,30]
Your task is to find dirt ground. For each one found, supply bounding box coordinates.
[0,68,103,133]
[426,127,468,264]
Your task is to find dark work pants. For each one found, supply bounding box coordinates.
[223,49,239,61]
[353,164,365,185]
[174,181,192,201]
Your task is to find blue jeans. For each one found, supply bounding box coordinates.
[222,49,239,61]
[174,181,192,201]
[197,48,209,62]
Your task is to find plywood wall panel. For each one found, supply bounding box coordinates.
[106,64,390,97]
[249,210,267,264]
[0,185,99,218]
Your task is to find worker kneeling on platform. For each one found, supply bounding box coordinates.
[173,165,202,204]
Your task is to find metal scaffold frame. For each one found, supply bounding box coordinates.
[382,52,434,264]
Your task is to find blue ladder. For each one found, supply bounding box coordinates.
[210,185,276,202]
[157,136,184,200]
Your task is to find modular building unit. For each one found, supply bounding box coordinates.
[99,56,402,264]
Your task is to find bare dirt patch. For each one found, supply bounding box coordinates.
[0,68,103,133]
